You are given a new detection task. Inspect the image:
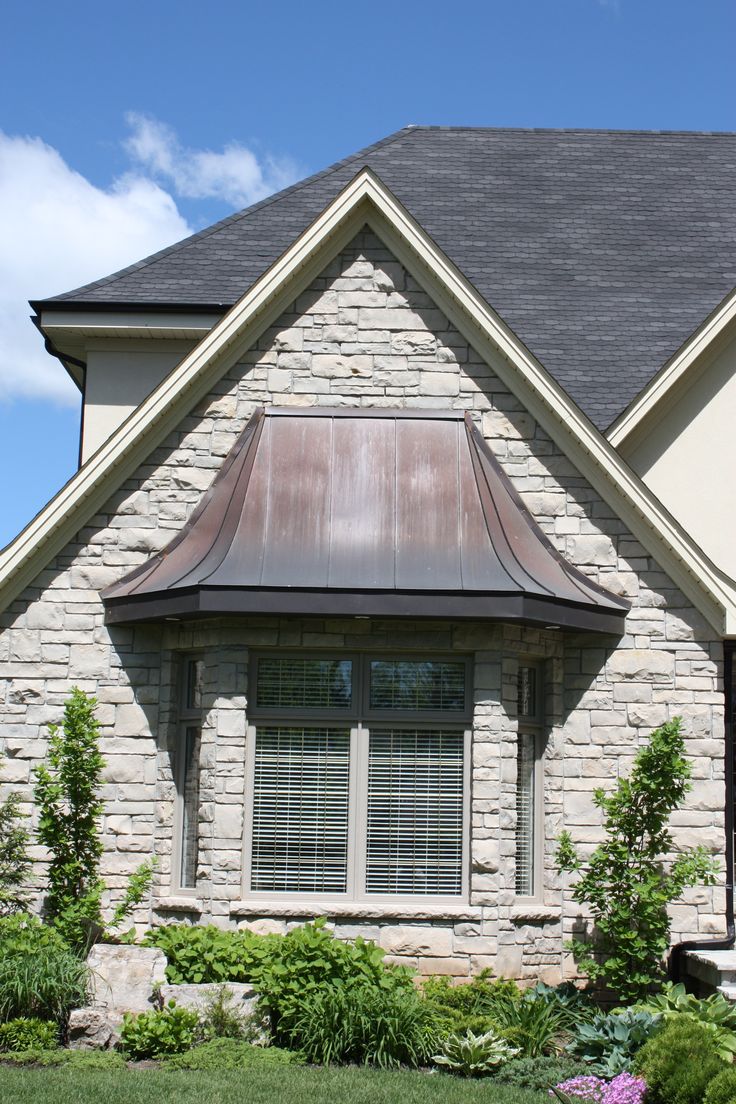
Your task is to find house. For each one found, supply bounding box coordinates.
[2,127,736,984]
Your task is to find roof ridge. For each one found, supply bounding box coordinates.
[406,124,736,137]
[47,126,417,303]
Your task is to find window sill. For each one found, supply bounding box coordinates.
[230,900,483,922]
[509,904,561,923]
[155,896,203,913]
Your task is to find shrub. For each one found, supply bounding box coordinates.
[144,923,267,984]
[568,1009,661,1075]
[638,983,736,1061]
[0,914,88,1024]
[0,755,31,917]
[34,689,154,951]
[120,1000,200,1059]
[0,1048,126,1069]
[287,979,436,1068]
[556,718,719,1002]
[198,985,264,1043]
[705,1067,736,1104]
[0,1017,58,1051]
[165,1038,302,1071]
[494,1055,595,1091]
[432,1027,519,1076]
[422,973,521,1036]
[634,1017,727,1104]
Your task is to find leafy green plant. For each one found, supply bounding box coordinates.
[634,1016,727,1104]
[432,1027,519,1076]
[0,914,88,1024]
[0,1017,58,1051]
[487,992,575,1058]
[143,923,268,984]
[109,856,157,934]
[0,756,31,917]
[34,689,156,951]
[287,979,436,1068]
[704,1066,736,1104]
[198,985,264,1042]
[120,999,200,1059]
[568,1008,660,1075]
[556,718,719,1001]
[422,973,522,1036]
[637,982,736,1061]
[165,1038,302,1071]
[494,1055,595,1091]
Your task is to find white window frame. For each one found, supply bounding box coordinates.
[515,658,545,901]
[242,652,472,905]
[171,653,204,894]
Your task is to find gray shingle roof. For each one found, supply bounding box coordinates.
[41,126,736,431]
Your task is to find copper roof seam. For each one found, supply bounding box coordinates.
[393,415,398,590]
[463,419,545,596]
[191,410,266,588]
[326,413,335,589]
[258,415,274,587]
[455,421,465,590]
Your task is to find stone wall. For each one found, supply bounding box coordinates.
[0,228,726,980]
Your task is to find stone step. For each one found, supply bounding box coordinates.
[683,949,736,995]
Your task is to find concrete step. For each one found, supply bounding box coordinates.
[684,949,736,996]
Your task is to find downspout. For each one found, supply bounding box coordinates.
[669,641,736,982]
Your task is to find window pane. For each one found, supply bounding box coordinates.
[517,666,537,718]
[369,660,466,712]
[251,727,350,893]
[366,729,464,896]
[186,659,204,710]
[179,725,201,888]
[256,658,352,710]
[516,730,535,895]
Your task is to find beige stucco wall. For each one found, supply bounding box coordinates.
[622,329,736,578]
[0,229,727,981]
[82,341,196,461]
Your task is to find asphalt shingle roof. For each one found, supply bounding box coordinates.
[42,127,736,431]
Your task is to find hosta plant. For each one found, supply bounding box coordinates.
[569,1009,660,1075]
[637,983,736,1060]
[432,1027,519,1077]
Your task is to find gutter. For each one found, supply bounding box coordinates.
[670,641,736,982]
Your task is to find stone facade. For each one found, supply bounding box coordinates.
[0,229,726,982]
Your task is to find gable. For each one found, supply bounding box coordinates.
[5,171,736,634]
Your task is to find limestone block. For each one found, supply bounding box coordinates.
[102,756,145,784]
[607,649,675,683]
[312,354,372,378]
[379,925,453,957]
[87,944,167,1016]
[391,332,437,356]
[68,1007,120,1050]
[419,372,460,397]
[495,945,523,978]
[472,838,500,873]
[238,918,287,935]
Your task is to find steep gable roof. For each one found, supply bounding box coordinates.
[38,126,736,431]
[8,170,736,634]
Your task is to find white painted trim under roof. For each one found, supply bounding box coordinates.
[607,285,736,449]
[3,169,736,634]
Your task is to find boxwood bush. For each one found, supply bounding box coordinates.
[634,1017,727,1104]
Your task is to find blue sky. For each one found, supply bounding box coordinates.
[1,0,735,547]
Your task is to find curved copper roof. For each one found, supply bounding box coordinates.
[102,408,629,633]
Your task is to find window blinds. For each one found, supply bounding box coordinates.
[251,726,351,893]
[179,724,201,889]
[515,729,536,896]
[366,728,464,896]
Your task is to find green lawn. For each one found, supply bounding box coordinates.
[0,1064,547,1104]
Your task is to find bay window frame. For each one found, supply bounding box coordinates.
[242,651,472,905]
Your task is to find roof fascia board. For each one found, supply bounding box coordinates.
[608,286,736,449]
[2,168,735,634]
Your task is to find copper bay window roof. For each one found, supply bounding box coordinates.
[102,407,629,633]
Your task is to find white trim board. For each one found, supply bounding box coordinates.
[608,286,736,449]
[3,169,736,634]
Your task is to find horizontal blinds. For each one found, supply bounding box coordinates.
[256,657,352,710]
[369,660,466,712]
[251,727,350,893]
[366,728,464,896]
[515,729,535,895]
[179,724,201,889]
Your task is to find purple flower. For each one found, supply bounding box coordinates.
[551,1073,647,1104]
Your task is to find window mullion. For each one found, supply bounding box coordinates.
[352,722,369,901]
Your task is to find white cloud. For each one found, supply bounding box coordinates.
[125,113,298,208]
[0,132,192,404]
[0,119,299,405]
